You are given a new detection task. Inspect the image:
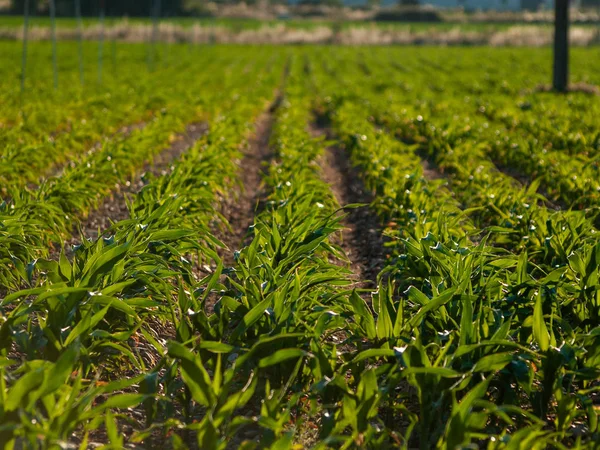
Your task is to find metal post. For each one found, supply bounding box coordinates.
[75,0,84,85]
[163,11,169,68]
[553,0,569,92]
[20,0,30,105]
[49,0,58,89]
[98,0,105,84]
[151,0,161,71]
[112,38,117,75]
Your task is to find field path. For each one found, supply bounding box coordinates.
[311,123,387,293]
[217,96,282,269]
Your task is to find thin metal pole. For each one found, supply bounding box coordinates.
[20,0,30,105]
[553,0,569,92]
[49,0,58,89]
[150,0,161,71]
[98,0,105,84]
[75,0,84,85]
[112,37,117,75]
[163,11,169,68]
[146,1,152,71]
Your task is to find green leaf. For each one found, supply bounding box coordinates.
[472,352,514,372]
[258,349,306,368]
[230,298,271,342]
[167,341,216,407]
[198,341,235,354]
[533,290,550,352]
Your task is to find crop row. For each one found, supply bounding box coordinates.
[0,54,280,446]
[0,45,241,194]
[0,50,278,291]
[350,48,600,209]
[307,48,600,447]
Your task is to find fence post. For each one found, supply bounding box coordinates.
[75,0,84,85]
[150,0,161,71]
[20,0,30,106]
[553,0,569,92]
[49,0,58,89]
[98,0,105,84]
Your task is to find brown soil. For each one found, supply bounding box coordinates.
[66,122,208,249]
[534,82,600,96]
[419,155,445,181]
[491,160,530,187]
[216,98,281,270]
[311,123,387,293]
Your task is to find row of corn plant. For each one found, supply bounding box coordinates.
[0,43,226,193]
[347,47,600,210]
[0,55,284,448]
[304,49,597,448]
[160,56,381,449]
[316,48,600,270]
[0,50,276,291]
[307,51,600,448]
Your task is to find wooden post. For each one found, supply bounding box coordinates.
[49,0,58,89]
[553,0,569,92]
[75,0,84,85]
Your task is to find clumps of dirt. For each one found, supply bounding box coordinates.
[534,82,600,96]
[419,154,446,181]
[311,123,387,293]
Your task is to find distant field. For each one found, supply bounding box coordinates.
[1,16,599,46]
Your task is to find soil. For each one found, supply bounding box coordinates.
[216,97,281,270]
[419,154,446,181]
[310,123,387,293]
[534,82,600,96]
[491,160,565,210]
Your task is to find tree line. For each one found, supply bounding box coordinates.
[10,0,185,16]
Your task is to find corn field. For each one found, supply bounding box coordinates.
[1,42,600,449]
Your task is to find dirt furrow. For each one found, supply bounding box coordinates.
[419,154,446,181]
[311,123,387,293]
[64,122,208,249]
[216,97,281,269]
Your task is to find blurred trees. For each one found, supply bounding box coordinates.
[11,0,185,16]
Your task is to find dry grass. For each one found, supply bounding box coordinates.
[1,20,600,46]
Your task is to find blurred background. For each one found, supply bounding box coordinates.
[1,0,599,46]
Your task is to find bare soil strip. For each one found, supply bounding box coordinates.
[216,97,281,269]
[419,153,446,181]
[64,122,208,249]
[311,123,387,292]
